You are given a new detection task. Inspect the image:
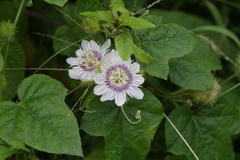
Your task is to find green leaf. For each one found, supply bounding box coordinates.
[80,11,113,23]
[169,37,221,90]
[150,10,209,29]
[120,14,155,29]
[110,0,129,18]
[81,90,163,160]
[53,25,85,56]
[0,139,14,160]
[164,155,188,160]
[0,54,3,72]
[0,74,83,156]
[76,0,104,12]
[115,31,134,60]
[135,19,194,79]
[42,0,68,7]
[84,148,105,160]
[133,44,155,64]
[165,106,235,160]
[0,40,26,101]
[193,25,240,48]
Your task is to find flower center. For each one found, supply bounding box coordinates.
[105,64,133,92]
[80,51,101,71]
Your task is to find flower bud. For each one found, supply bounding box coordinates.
[0,21,16,41]
[82,18,100,34]
[192,81,221,105]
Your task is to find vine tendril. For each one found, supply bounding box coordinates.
[120,106,141,125]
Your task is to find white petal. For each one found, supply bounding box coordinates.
[94,84,108,96]
[94,73,105,84]
[100,90,115,102]
[133,75,144,86]
[126,86,144,99]
[101,39,111,51]
[66,57,79,66]
[90,40,100,51]
[84,72,95,81]
[76,48,84,57]
[114,93,126,106]
[102,50,123,66]
[124,58,132,66]
[81,40,91,51]
[68,68,83,80]
[129,62,140,74]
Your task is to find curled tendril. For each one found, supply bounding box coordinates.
[120,106,142,125]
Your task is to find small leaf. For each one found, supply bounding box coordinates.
[193,25,240,48]
[110,0,129,18]
[81,90,163,160]
[120,14,155,29]
[43,0,68,7]
[169,37,222,90]
[133,44,155,64]
[115,31,134,60]
[0,74,83,156]
[0,54,3,72]
[80,11,113,23]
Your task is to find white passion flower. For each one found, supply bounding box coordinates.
[66,39,111,81]
[93,50,145,106]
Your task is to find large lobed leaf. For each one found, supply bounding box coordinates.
[0,74,83,156]
[165,83,240,160]
[81,90,163,160]
[169,37,221,90]
[134,15,194,79]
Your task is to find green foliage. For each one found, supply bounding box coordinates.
[1,0,240,159]
[84,148,105,160]
[169,37,222,90]
[133,44,155,64]
[53,25,83,56]
[0,54,3,72]
[76,0,104,12]
[193,25,240,48]
[135,16,194,79]
[165,105,235,160]
[0,74,83,156]
[0,40,25,101]
[150,10,209,29]
[0,139,15,160]
[114,30,134,60]
[81,90,163,160]
[80,11,113,23]
[43,0,68,7]
[119,14,155,29]
[204,1,224,26]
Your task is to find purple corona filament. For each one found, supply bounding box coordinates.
[105,64,133,92]
[79,50,101,72]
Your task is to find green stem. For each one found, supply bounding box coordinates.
[14,0,26,27]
